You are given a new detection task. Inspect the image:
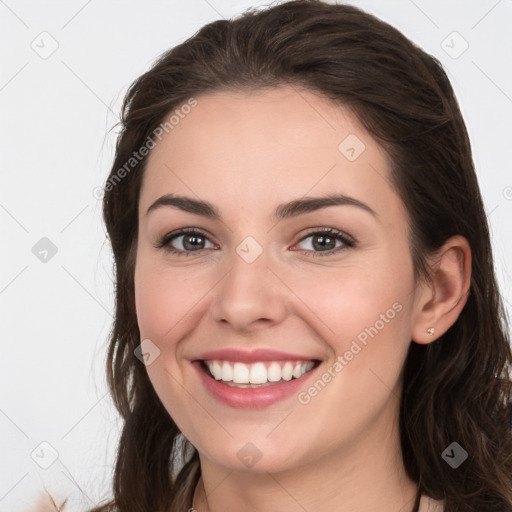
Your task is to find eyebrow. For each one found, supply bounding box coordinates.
[146,193,377,220]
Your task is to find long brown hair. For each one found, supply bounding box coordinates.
[91,1,512,510]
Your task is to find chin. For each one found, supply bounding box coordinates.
[196,435,311,475]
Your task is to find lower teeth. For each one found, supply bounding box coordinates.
[222,379,295,388]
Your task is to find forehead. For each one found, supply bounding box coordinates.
[139,86,399,221]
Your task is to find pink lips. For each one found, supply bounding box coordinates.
[192,348,320,409]
[194,348,316,363]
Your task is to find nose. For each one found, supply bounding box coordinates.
[209,243,289,333]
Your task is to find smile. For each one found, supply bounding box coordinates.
[203,359,316,387]
[192,349,322,408]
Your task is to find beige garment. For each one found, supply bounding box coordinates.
[419,494,445,512]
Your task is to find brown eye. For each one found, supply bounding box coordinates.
[293,228,355,257]
[180,233,206,251]
[311,233,337,251]
[155,228,216,256]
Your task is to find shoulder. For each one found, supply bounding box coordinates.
[22,493,68,512]
[419,494,445,512]
[23,493,114,512]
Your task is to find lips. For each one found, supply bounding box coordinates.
[195,348,318,364]
[192,349,322,408]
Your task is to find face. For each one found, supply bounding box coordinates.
[134,86,422,474]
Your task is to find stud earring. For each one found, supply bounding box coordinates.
[426,327,435,336]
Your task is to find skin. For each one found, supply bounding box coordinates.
[134,86,471,512]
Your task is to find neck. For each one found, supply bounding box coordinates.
[192,398,418,512]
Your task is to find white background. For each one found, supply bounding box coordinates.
[1,0,511,510]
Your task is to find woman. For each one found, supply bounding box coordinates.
[32,1,512,510]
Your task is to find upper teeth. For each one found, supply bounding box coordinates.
[205,360,315,384]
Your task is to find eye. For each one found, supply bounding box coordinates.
[154,228,216,256]
[154,227,355,258]
[292,228,355,257]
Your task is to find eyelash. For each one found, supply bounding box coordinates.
[154,227,356,258]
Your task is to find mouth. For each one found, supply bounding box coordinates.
[200,359,320,388]
[191,348,323,408]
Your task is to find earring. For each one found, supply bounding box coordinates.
[426,327,435,336]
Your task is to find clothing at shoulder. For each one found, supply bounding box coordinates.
[419,494,445,512]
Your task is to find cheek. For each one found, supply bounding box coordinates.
[134,270,180,340]
[133,255,207,436]
[332,274,411,354]
[134,253,211,342]
[283,256,415,356]
[284,255,416,423]
[282,261,415,450]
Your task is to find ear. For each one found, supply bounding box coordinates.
[411,235,472,344]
